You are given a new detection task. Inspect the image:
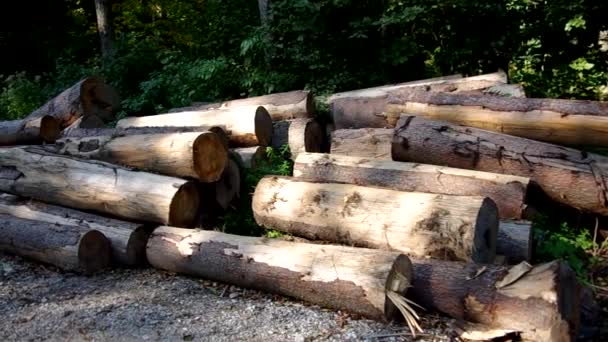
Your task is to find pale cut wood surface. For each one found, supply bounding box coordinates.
[330,128,393,160]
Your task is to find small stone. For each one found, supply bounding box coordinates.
[229,292,240,299]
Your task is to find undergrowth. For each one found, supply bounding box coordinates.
[218,145,292,238]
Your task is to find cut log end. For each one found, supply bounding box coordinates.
[126,226,152,266]
[193,132,228,182]
[169,182,201,227]
[208,126,230,150]
[78,230,111,273]
[254,106,273,146]
[305,91,315,117]
[384,254,414,319]
[81,78,120,122]
[473,198,499,264]
[39,115,61,143]
[304,120,326,153]
[215,158,241,209]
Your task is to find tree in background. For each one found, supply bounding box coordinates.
[94,0,114,60]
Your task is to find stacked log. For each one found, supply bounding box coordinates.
[26,77,120,128]
[0,194,150,266]
[147,227,414,322]
[0,116,60,145]
[231,146,266,169]
[293,152,529,219]
[169,90,314,121]
[271,118,327,158]
[392,116,608,216]
[386,91,608,146]
[116,106,273,147]
[330,128,393,160]
[252,176,498,263]
[497,220,532,263]
[0,147,200,227]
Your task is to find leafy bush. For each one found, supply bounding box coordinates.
[0,72,45,120]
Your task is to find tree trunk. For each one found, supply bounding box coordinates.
[169,90,313,121]
[0,213,110,274]
[55,131,227,182]
[392,116,608,216]
[292,152,529,219]
[94,0,114,60]
[329,72,507,129]
[231,146,266,169]
[408,259,580,342]
[252,176,498,263]
[497,220,532,263]
[386,91,608,146]
[271,118,327,159]
[117,106,273,147]
[26,78,119,128]
[330,128,393,160]
[61,115,105,137]
[147,227,414,322]
[0,147,200,227]
[0,116,60,145]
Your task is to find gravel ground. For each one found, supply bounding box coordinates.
[0,253,458,342]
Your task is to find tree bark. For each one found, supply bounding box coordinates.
[252,176,498,263]
[94,0,114,60]
[55,131,228,182]
[330,128,393,160]
[271,118,327,159]
[147,227,414,321]
[292,152,529,219]
[392,116,608,216]
[329,72,507,129]
[26,78,119,128]
[231,146,266,169]
[386,91,608,146]
[497,220,532,263]
[169,90,313,121]
[0,147,200,227]
[117,106,273,147]
[408,259,580,342]
[0,213,110,274]
[0,194,150,266]
[0,116,60,145]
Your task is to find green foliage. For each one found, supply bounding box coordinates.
[533,214,607,281]
[0,73,45,120]
[219,146,293,238]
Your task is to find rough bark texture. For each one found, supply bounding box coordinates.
[0,147,200,227]
[497,220,532,263]
[26,77,120,128]
[117,106,273,147]
[0,213,110,274]
[271,119,327,159]
[292,153,529,219]
[386,90,608,146]
[392,116,608,215]
[0,116,60,145]
[231,146,266,169]
[329,72,507,129]
[253,176,498,263]
[147,227,413,321]
[0,194,150,266]
[408,259,580,342]
[330,128,393,160]
[169,90,314,121]
[55,131,228,182]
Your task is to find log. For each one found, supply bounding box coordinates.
[116,106,273,147]
[392,116,608,215]
[271,118,327,159]
[60,115,105,137]
[408,259,580,341]
[329,71,507,129]
[231,146,266,169]
[252,176,498,263]
[386,91,608,146]
[0,147,200,227]
[55,130,228,182]
[213,157,241,210]
[292,153,529,219]
[168,90,314,121]
[497,220,532,263]
[25,77,120,128]
[0,194,150,266]
[147,227,414,322]
[330,128,393,160]
[0,213,110,274]
[0,116,61,145]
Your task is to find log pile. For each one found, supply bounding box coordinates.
[0,75,592,341]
